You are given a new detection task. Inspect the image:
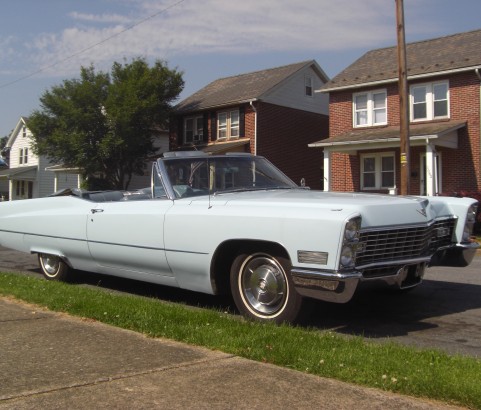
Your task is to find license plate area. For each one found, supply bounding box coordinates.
[399,263,426,289]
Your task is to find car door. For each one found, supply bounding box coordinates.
[87,198,174,276]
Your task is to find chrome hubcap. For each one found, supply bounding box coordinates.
[240,255,287,316]
[41,255,60,276]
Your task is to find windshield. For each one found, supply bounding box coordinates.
[161,155,298,199]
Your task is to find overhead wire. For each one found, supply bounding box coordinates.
[0,0,186,89]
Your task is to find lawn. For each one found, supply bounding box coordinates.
[1,271,481,409]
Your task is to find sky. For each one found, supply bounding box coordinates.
[1,0,481,139]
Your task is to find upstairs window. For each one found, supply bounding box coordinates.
[22,126,27,138]
[411,81,449,121]
[361,152,395,190]
[218,110,239,139]
[305,76,313,97]
[19,148,28,165]
[184,116,203,144]
[353,90,387,127]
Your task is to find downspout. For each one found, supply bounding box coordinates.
[476,68,481,190]
[249,100,257,155]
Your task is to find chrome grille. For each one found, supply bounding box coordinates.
[356,218,456,267]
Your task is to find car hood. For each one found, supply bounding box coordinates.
[188,189,450,228]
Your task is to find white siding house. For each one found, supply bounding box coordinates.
[0,117,81,200]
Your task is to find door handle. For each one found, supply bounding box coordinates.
[91,209,104,214]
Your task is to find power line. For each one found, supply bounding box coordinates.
[0,0,186,89]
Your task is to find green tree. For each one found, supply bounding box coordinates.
[28,58,184,189]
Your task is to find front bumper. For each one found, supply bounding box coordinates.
[429,242,479,267]
[290,268,362,303]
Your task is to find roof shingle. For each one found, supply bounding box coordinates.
[175,60,326,113]
[322,29,481,91]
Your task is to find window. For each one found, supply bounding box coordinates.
[305,76,313,97]
[19,148,28,165]
[411,81,449,121]
[353,90,387,127]
[217,110,239,140]
[184,116,203,144]
[361,153,395,190]
[22,126,27,138]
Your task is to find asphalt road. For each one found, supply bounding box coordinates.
[1,246,480,358]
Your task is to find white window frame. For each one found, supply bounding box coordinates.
[18,148,27,165]
[353,89,387,127]
[360,152,396,190]
[410,81,449,122]
[217,110,239,140]
[184,115,203,144]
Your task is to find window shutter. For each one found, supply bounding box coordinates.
[203,113,209,142]
[177,117,184,146]
[210,112,217,141]
[239,106,245,137]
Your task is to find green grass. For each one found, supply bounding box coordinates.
[1,271,481,409]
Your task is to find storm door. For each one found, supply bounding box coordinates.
[420,152,442,196]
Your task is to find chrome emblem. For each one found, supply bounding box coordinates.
[416,208,427,217]
[416,200,428,217]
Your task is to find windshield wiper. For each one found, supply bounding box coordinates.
[212,186,295,195]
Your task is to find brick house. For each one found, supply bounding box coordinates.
[309,29,481,197]
[170,61,330,189]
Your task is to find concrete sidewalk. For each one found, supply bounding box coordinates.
[0,298,463,409]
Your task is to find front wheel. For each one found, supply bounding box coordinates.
[38,253,72,281]
[230,251,303,324]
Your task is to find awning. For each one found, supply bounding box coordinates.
[45,164,81,173]
[0,166,37,180]
[309,120,466,152]
[202,138,250,154]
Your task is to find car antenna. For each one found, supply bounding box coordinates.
[208,157,212,209]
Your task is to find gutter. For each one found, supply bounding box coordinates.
[318,65,481,93]
[176,98,259,114]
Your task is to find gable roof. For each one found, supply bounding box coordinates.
[6,116,29,148]
[175,60,328,113]
[321,28,481,92]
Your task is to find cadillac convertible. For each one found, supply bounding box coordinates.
[0,152,478,323]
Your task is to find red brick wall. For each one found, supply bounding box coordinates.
[328,72,481,193]
[255,102,329,190]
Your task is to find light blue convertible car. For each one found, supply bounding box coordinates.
[0,152,478,323]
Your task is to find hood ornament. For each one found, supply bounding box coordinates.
[416,199,429,217]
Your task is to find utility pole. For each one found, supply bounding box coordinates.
[396,0,410,195]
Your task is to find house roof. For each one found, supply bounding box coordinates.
[175,60,328,113]
[0,165,37,180]
[309,120,466,149]
[6,116,29,148]
[321,29,481,92]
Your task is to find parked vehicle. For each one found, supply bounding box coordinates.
[0,152,478,323]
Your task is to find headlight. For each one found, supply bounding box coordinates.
[340,216,361,270]
[462,204,478,242]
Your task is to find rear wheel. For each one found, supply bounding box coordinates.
[230,250,303,324]
[38,254,72,281]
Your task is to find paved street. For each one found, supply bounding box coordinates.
[1,246,480,357]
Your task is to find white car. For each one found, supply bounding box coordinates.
[0,152,478,323]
